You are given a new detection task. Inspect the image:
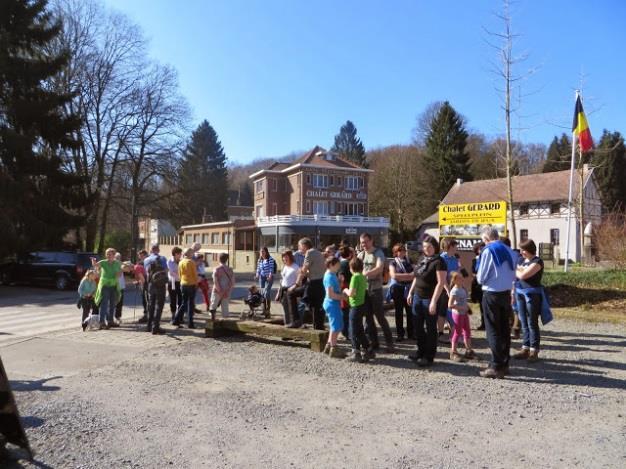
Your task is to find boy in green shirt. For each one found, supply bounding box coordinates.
[343,257,375,363]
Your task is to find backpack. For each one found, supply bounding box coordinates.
[148,256,168,288]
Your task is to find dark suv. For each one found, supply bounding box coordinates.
[0,251,100,290]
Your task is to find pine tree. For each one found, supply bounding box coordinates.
[592,130,626,212]
[542,134,572,173]
[0,0,85,257]
[177,120,228,223]
[331,120,367,167]
[423,102,472,209]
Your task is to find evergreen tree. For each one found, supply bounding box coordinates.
[331,120,367,167]
[423,102,472,209]
[177,120,228,223]
[0,0,85,257]
[592,130,626,212]
[542,134,571,173]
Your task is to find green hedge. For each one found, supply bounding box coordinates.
[543,269,626,290]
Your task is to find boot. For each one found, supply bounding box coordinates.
[512,348,530,360]
[527,349,539,362]
[263,300,271,319]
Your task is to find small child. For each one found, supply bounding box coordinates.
[244,285,263,317]
[342,257,374,363]
[322,257,346,359]
[196,254,210,311]
[448,271,475,361]
[78,270,98,331]
[210,253,234,321]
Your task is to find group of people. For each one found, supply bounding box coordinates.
[251,227,548,377]
[77,242,234,334]
[77,224,548,378]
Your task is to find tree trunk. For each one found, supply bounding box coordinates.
[505,37,517,248]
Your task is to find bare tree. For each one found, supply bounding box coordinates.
[50,0,146,252]
[484,0,538,248]
[116,64,190,260]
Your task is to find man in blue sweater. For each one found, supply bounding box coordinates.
[476,226,516,379]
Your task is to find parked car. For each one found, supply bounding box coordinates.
[0,251,100,290]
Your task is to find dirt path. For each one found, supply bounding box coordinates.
[6,318,626,468]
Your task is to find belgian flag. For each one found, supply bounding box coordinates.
[572,95,593,152]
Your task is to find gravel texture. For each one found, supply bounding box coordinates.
[8,318,626,468]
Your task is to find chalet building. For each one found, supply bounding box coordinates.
[249,146,390,251]
[418,166,601,263]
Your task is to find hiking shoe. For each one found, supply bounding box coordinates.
[152,327,165,335]
[464,349,476,360]
[479,367,505,379]
[417,357,432,367]
[346,350,363,363]
[323,343,331,354]
[527,350,540,362]
[329,347,347,359]
[137,316,148,324]
[450,351,466,362]
[363,348,376,361]
[513,348,530,360]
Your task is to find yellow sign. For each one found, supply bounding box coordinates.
[438,201,507,238]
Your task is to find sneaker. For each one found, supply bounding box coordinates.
[513,348,530,360]
[329,347,347,359]
[450,351,466,362]
[323,343,331,355]
[416,357,431,367]
[363,348,376,361]
[527,350,540,362]
[479,367,505,379]
[346,350,363,363]
[464,349,476,360]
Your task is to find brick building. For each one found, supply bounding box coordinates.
[250,146,389,252]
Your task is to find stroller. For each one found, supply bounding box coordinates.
[242,287,264,320]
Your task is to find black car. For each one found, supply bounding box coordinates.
[0,251,100,290]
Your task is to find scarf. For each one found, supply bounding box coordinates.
[484,240,514,270]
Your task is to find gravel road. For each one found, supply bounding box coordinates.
[7,317,626,468]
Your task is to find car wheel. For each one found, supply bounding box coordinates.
[55,275,69,290]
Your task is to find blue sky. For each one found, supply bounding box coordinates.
[104,0,626,164]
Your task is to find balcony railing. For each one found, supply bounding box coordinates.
[256,214,390,226]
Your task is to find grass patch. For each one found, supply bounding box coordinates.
[552,307,626,325]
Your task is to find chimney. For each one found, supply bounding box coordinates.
[456,178,463,186]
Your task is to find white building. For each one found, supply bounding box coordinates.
[422,166,601,262]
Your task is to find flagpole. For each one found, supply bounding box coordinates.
[564,90,580,272]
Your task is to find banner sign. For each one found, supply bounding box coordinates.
[439,201,507,239]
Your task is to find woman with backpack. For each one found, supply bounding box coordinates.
[255,246,276,318]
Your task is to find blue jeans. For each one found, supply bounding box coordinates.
[99,285,117,324]
[175,285,196,326]
[517,293,541,350]
[349,304,370,351]
[411,293,437,361]
[260,275,273,301]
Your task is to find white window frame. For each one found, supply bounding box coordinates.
[313,201,329,215]
[312,174,328,188]
[255,180,264,194]
[345,176,363,191]
[211,232,219,244]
